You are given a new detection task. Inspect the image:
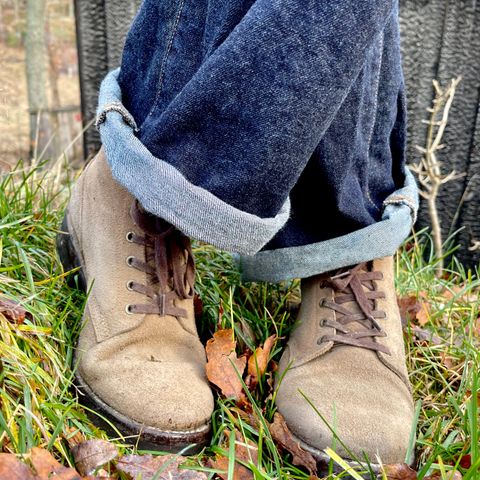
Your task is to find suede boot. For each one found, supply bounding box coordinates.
[57,149,213,451]
[276,257,414,468]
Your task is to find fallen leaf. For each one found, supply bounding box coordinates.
[71,439,118,476]
[424,472,462,480]
[205,329,247,401]
[458,453,471,469]
[398,295,430,326]
[268,413,317,474]
[0,297,32,324]
[410,326,443,345]
[440,351,456,370]
[63,427,86,449]
[382,463,417,479]
[116,454,207,480]
[0,453,35,480]
[0,448,108,480]
[246,335,276,389]
[209,429,258,480]
[30,447,83,479]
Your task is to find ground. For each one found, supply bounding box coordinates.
[0,161,479,479]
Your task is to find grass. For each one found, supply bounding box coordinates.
[0,159,479,479]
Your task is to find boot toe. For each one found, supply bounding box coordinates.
[276,353,414,465]
[79,354,214,432]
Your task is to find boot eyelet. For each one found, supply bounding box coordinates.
[126,280,134,291]
[125,304,134,314]
[126,256,135,267]
[126,231,135,242]
[319,318,326,327]
[317,335,327,345]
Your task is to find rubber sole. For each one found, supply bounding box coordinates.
[56,214,211,453]
[292,431,381,478]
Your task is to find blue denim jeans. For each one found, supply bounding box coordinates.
[95,0,418,282]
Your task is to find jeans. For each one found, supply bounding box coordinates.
[95,0,418,282]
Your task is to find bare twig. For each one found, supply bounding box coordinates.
[409,77,463,276]
[469,240,480,252]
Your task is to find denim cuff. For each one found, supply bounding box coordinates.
[239,168,419,282]
[96,69,291,256]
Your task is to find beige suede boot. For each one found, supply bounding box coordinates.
[276,257,414,469]
[57,149,213,451]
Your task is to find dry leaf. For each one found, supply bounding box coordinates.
[0,453,35,480]
[268,413,317,474]
[246,335,276,389]
[116,454,207,480]
[383,463,417,480]
[205,329,247,401]
[398,295,430,326]
[0,448,108,480]
[63,427,86,449]
[71,439,118,476]
[30,447,83,479]
[209,429,258,480]
[0,297,31,324]
[411,326,442,345]
[440,351,456,370]
[424,472,462,480]
[458,453,471,469]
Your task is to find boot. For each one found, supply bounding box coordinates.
[57,149,214,451]
[276,257,414,468]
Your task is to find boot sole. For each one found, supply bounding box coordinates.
[56,213,211,453]
[292,433,381,477]
[291,430,417,478]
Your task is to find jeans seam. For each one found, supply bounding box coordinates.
[146,0,186,120]
[365,32,384,213]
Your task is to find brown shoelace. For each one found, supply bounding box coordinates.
[125,201,195,318]
[318,263,391,354]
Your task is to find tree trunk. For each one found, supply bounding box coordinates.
[25,0,52,160]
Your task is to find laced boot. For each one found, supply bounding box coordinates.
[276,257,414,468]
[57,150,213,451]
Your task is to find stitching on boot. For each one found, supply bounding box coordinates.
[96,102,139,132]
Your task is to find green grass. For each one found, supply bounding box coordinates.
[0,160,479,479]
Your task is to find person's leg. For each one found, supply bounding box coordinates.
[60,0,418,462]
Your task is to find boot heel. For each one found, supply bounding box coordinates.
[56,215,87,291]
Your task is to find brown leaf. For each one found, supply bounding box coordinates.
[398,295,430,326]
[209,429,258,480]
[382,463,417,480]
[63,427,86,449]
[0,449,106,480]
[30,447,84,479]
[246,335,276,389]
[411,326,443,345]
[440,351,456,370]
[0,453,35,480]
[205,329,247,401]
[116,454,207,480]
[424,472,462,480]
[71,439,118,476]
[458,453,472,469]
[268,413,317,474]
[0,297,31,324]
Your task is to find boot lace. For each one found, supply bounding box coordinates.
[124,201,195,318]
[318,263,391,354]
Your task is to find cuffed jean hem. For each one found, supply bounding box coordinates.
[96,69,291,256]
[239,169,419,282]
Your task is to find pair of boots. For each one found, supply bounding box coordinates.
[57,151,414,465]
